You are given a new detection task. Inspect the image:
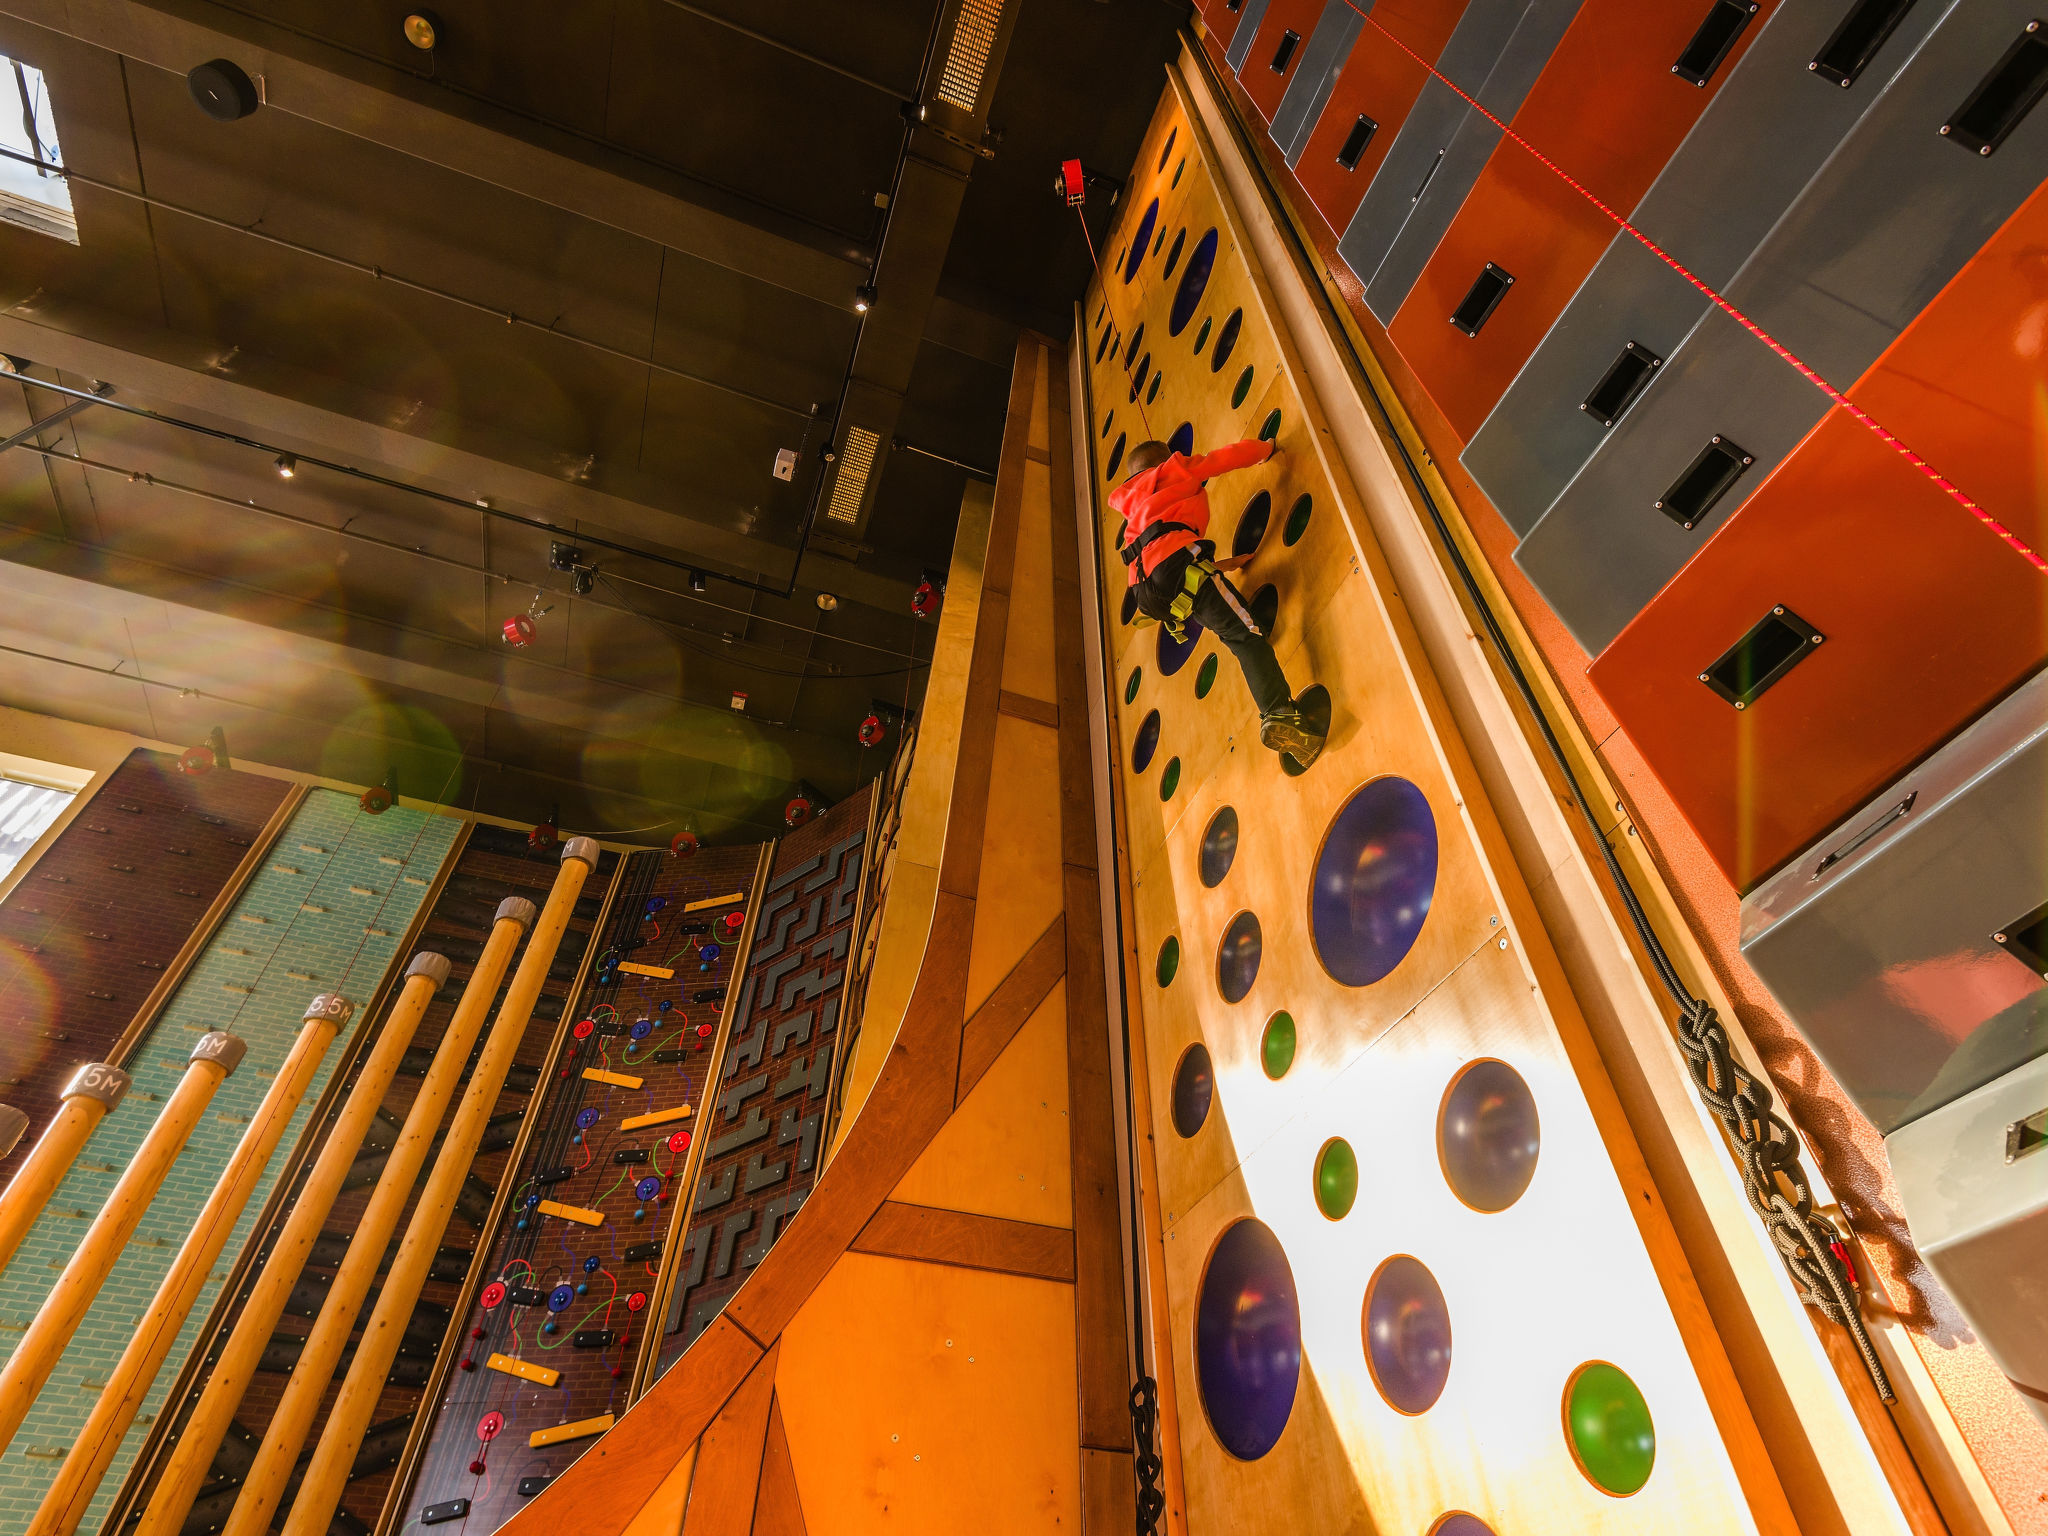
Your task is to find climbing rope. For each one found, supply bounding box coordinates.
[1074,204,1158,441]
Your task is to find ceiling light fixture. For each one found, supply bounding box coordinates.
[816,592,839,612]
[853,284,877,315]
[403,11,441,50]
[690,570,708,594]
[274,453,296,478]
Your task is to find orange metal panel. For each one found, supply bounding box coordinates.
[1387,0,1778,442]
[1292,0,1465,239]
[1849,177,2048,558]
[1587,407,2048,891]
[1236,0,1328,123]
[1197,0,1260,56]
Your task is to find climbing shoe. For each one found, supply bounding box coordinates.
[1259,704,1325,769]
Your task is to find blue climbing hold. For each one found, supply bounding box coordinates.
[583,1255,600,1274]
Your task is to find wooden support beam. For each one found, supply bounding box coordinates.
[851,1201,1076,1284]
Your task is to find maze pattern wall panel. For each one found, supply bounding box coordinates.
[0,751,289,1183]
[397,840,763,1536]
[656,789,870,1373]
[0,789,460,1533]
[109,822,619,1536]
[1082,91,1762,1535]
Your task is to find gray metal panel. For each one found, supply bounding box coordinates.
[1362,0,1586,322]
[1512,303,1829,653]
[1275,1,1369,166]
[1729,0,2048,389]
[1888,1054,2048,1423]
[1461,234,1708,535]
[1460,0,1949,535]
[1226,0,1276,73]
[1332,0,1531,286]
[1741,667,2048,1134]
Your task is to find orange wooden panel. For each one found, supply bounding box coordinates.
[1849,176,2048,558]
[1236,0,1327,124]
[1387,0,1778,442]
[1587,407,2048,890]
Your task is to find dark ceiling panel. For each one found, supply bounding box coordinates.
[651,247,856,416]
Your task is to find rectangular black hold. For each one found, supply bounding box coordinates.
[597,1019,629,1037]
[507,1285,546,1307]
[1812,792,1917,880]
[1450,263,1514,336]
[1581,341,1662,428]
[517,1477,553,1498]
[651,1050,686,1064]
[1992,899,2048,978]
[613,1147,649,1165]
[2008,1107,2048,1162]
[1337,114,1378,170]
[674,921,709,936]
[624,1239,664,1263]
[1942,24,2048,156]
[1700,606,1824,710]
[1271,28,1301,73]
[1811,0,1920,87]
[1655,436,1753,529]
[422,1501,470,1526]
[1673,0,1758,87]
[572,1329,617,1349]
[691,987,726,1004]
[534,1166,573,1186]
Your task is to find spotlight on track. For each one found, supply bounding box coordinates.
[403,10,441,50]
[816,592,839,612]
[853,284,877,315]
[274,453,296,479]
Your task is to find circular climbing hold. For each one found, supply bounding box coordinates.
[1261,1011,1296,1079]
[1167,421,1194,457]
[1170,229,1218,335]
[699,942,722,962]
[576,1108,601,1129]
[1232,366,1254,409]
[721,911,744,936]
[1102,408,1115,439]
[1123,200,1159,283]
[1125,668,1143,705]
[627,1291,648,1312]
[1195,653,1219,698]
[1133,709,1162,773]
[1249,584,1278,637]
[1216,910,1261,1004]
[1158,128,1176,171]
[584,1255,600,1274]
[470,1460,488,1476]
[471,1326,485,1341]
[634,1208,645,1220]
[1172,157,1185,187]
[1314,1137,1358,1219]
[547,1284,574,1313]
[1211,308,1244,373]
[1310,777,1438,985]
[1159,757,1181,800]
[1364,1256,1453,1415]
[630,1018,653,1040]
[1195,1218,1300,1460]
[524,1193,540,1210]
[1106,433,1128,480]
[571,1132,582,1146]
[1199,806,1239,888]
[1232,491,1271,557]
[1157,935,1180,987]
[1258,408,1281,442]
[1124,323,1146,370]
[1096,325,1115,364]
[670,831,699,858]
[1428,1516,1497,1536]
[1130,353,1151,403]
[479,1282,506,1310]
[575,1281,588,1296]
[1565,1361,1656,1496]
[477,1411,504,1442]
[575,1018,598,1042]
[1158,619,1202,676]
[459,1356,476,1371]
[635,1176,661,1201]
[515,1219,528,1231]
[1147,371,1162,405]
[696,1022,714,1038]
[1283,494,1313,546]
[1438,1059,1540,1213]
[1171,1042,1213,1137]
[542,1320,557,1334]
[669,1129,692,1153]
[658,998,674,1013]
[1193,315,1213,355]
[1120,588,1140,626]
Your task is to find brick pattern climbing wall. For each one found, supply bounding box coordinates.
[0,789,460,1532]
[657,789,869,1370]
[0,751,290,1183]
[110,824,619,1536]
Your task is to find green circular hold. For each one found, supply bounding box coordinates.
[1314,1137,1357,1219]
[1194,316,1212,355]
[1125,668,1143,705]
[1194,653,1219,699]
[1157,935,1180,987]
[1283,493,1313,546]
[1160,757,1181,800]
[1259,409,1283,442]
[1261,1011,1296,1079]
[1172,158,1185,188]
[1566,1362,1656,1497]
[1147,372,1162,405]
[1232,366,1254,409]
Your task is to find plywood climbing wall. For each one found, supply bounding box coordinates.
[1082,85,1773,1536]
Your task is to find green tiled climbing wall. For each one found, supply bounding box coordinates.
[0,788,461,1530]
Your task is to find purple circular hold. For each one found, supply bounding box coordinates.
[1171,1043,1213,1138]
[575,1108,601,1130]
[1195,1218,1300,1460]
[635,1175,661,1201]
[1167,421,1194,457]
[1123,200,1159,283]
[630,1018,653,1040]
[1133,710,1162,773]
[1429,1517,1497,1536]
[1363,1254,1453,1415]
[1169,229,1218,336]
[1199,806,1239,889]
[1216,911,1261,1004]
[1438,1059,1541,1213]
[1157,619,1202,676]
[1310,777,1438,986]
[547,1284,575,1313]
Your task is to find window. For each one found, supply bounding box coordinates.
[1,56,77,244]
[0,774,77,883]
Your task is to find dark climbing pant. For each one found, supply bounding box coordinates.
[1136,551,1292,718]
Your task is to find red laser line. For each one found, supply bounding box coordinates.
[1324,4,2048,572]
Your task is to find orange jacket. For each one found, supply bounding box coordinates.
[1109,440,1274,584]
